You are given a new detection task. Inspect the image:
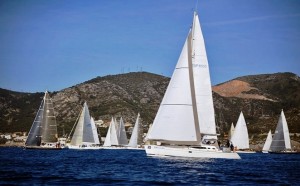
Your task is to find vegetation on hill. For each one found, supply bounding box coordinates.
[0,72,299,145]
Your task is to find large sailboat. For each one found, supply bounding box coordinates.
[144,12,240,159]
[67,102,101,149]
[269,110,296,153]
[230,111,254,153]
[25,91,61,149]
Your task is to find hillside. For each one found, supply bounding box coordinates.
[0,72,299,144]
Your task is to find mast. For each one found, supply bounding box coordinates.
[188,11,201,144]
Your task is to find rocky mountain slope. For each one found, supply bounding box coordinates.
[0,72,299,144]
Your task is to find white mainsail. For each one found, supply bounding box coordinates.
[269,110,291,152]
[262,130,272,152]
[70,102,97,146]
[118,117,128,145]
[91,117,100,145]
[128,113,141,148]
[103,117,119,146]
[230,111,249,149]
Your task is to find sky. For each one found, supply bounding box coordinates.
[1,0,300,93]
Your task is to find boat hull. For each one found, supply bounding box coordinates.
[236,150,256,154]
[145,145,241,159]
[66,145,101,150]
[24,146,63,150]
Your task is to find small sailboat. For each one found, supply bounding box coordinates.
[67,102,101,149]
[262,130,272,153]
[269,110,296,153]
[25,91,62,149]
[228,123,235,139]
[102,117,125,149]
[127,113,143,150]
[144,12,240,159]
[230,111,255,153]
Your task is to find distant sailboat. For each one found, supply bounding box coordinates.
[25,91,61,149]
[262,130,272,153]
[103,117,120,147]
[144,12,240,159]
[127,113,143,149]
[230,111,254,153]
[228,123,235,139]
[269,110,295,153]
[67,102,101,149]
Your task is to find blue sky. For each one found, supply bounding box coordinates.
[1,0,300,93]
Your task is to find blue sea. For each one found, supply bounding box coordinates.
[0,147,299,185]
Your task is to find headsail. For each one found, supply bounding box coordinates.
[262,130,272,152]
[230,111,249,149]
[118,117,128,145]
[128,113,141,148]
[91,117,100,145]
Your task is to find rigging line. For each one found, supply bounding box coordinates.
[67,105,83,142]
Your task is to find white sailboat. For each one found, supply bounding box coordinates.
[127,113,143,150]
[25,91,62,149]
[67,102,101,149]
[269,110,295,153]
[262,130,272,153]
[144,12,240,159]
[103,117,119,147]
[230,111,255,153]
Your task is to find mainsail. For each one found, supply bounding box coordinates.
[146,12,216,145]
[25,91,58,146]
[230,111,250,149]
[270,110,291,151]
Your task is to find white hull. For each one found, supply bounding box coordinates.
[145,145,241,159]
[262,151,269,153]
[66,145,101,150]
[100,146,129,150]
[236,150,256,154]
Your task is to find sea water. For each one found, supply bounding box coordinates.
[0,147,299,185]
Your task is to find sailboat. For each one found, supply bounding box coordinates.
[67,102,101,149]
[102,117,125,149]
[127,113,143,150]
[269,110,296,153]
[144,12,240,159]
[25,91,62,149]
[262,130,272,153]
[230,111,255,153]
